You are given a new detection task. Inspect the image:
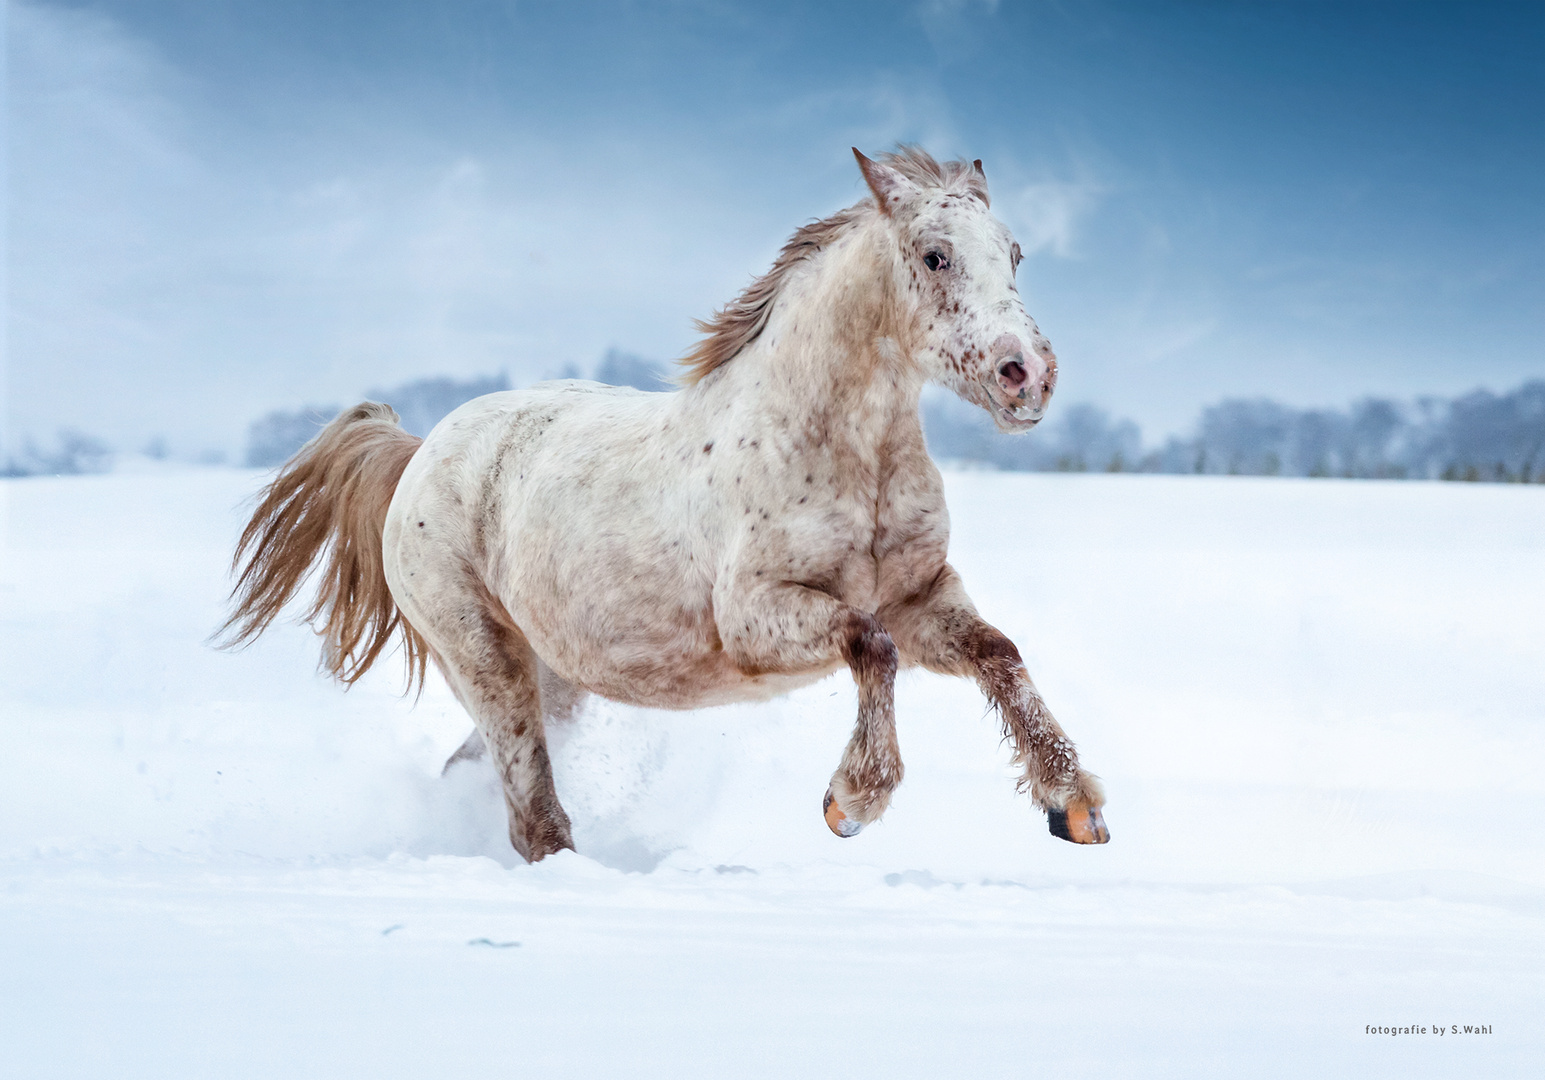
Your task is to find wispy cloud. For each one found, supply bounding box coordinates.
[1005,178,1105,259]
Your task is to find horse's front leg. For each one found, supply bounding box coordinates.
[880,565,1110,844]
[717,582,903,836]
[823,608,904,836]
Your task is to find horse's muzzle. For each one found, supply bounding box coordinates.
[990,333,1056,421]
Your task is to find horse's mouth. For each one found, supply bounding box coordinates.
[988,392,1044,431]
[979,377,1044,430]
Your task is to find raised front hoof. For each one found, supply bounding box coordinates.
[823,787,863,838]
[1047,803,1110,845]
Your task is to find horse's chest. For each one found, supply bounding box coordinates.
[793,473,949,612]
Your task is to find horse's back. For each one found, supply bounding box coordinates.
[396,381,675,516]
[420,379,666,456]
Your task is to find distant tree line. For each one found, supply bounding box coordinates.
[588,348,674,391]
[0,430,115,477]
[923,379,1545,483]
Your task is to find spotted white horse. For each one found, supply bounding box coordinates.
[223,147,1110,862]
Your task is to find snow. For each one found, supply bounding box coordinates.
[2,466,1542,1077]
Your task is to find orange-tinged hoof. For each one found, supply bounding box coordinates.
[1048,802,1110,844]
[823,787,862,838]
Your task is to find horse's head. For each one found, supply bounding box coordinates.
[856,148,1057,431]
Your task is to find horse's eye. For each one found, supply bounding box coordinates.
[1010,244,1022,271]
[923,251,948,272]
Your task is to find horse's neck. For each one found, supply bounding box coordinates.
[714,224,923,459]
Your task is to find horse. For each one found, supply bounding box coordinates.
[222,147,1110,863]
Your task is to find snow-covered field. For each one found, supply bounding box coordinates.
[2,466,1541,1077]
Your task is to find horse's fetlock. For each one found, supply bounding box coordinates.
[829,765,899,825]
[1072,768,1106,809]
[1026,767,1104,812]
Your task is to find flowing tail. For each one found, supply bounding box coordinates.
[218,402,429,691]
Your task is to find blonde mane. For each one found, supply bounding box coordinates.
[678,146,991,385]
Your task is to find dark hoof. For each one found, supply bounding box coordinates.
[823,787,863,838]
[1048,802,1110,844]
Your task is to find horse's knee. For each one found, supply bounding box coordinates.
[969,628,1021,666]
[841,612,898,683]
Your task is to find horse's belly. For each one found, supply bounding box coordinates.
[520,609,839,710]
[496,531,796,708]
[500,509,861,709]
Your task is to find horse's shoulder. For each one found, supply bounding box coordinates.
[874,441,949,550]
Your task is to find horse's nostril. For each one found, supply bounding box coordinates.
[1041,381,1051,397]
[997,360,1027,389]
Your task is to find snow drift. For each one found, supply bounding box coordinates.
[2,466,1541,1077]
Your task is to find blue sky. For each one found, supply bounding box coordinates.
[6,0,1542,455]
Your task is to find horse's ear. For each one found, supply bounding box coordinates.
[970,158,990,207]
[853,148,914,215]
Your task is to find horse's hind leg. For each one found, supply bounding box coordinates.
[405,571,574,861]
[441,657,585,774]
